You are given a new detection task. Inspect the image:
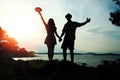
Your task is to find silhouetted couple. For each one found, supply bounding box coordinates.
[36,8,91,62]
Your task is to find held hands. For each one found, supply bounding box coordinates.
[59,37,62,42]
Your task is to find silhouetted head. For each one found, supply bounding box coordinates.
[65,13,72,20]
[48,18,55,26]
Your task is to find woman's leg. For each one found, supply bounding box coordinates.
[70,49,74,63]
[47,45,50,61]
[47,45,55,61]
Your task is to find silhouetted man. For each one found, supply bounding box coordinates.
[59,13,91,63]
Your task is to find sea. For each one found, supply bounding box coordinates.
[13,53,120,67]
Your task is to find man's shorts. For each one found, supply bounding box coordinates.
[61,40,74,50]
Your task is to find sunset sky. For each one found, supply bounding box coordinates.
[0,0,120,54]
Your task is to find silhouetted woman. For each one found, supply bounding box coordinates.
[35,7,60,61]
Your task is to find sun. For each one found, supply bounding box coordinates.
[2,12,35,41]
[0,5,46,51]
[0,0,48,52]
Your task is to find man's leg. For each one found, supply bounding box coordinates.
[63,49,67,61]
[69,40,74,63]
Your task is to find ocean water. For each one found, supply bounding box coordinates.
[13,53,120,67]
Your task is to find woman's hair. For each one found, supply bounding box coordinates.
[48,18,55,26]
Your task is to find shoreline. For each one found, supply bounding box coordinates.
[13,53,120,67]
[0,57,120,80]
[35,52,120,55]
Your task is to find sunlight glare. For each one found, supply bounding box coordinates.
[3,12,35,41]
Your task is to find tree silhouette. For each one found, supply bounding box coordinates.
[109,0,120,26]
[0,27,34,57]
